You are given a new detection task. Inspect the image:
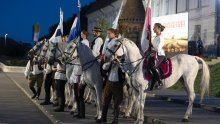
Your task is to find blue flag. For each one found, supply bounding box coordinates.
[68,14,80,43]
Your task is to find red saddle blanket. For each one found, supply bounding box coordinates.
[143,56,172,81]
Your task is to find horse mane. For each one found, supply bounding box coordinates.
[29,40,44,53]
[77,42,96,64]
[122,38,142,56]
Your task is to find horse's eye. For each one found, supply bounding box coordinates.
[114,45,117,48]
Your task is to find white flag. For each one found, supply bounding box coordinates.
[102,0,125,54]
[49,8,63,43]
[140,0,151,53]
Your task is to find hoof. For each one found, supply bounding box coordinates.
[96,119,102,123]
[123,115,130,119]
[70,111,75,115]
[182,118,189,122]
[67,106,73,109]
[94,116,98,120]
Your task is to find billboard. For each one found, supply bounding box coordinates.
[152,12,188,56]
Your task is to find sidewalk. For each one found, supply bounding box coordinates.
[0,72,51,124]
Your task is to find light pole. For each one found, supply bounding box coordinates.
[5,34,8,46]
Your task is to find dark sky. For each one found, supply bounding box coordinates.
[0,0,94,45]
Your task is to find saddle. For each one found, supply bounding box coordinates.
[143,50,172,81]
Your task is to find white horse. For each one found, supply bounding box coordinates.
[70,41,103,121]
[104,38,210,124]
[63,41,79,114]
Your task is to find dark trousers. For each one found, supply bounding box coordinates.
[74,83,86,117]
[55,79,66,109]
[101,80,123,121]
[44,72,54,102]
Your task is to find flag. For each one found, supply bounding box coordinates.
[33,23,40,42]
[49,8,63,43]
[67,15,80,43]
[68,0,81,43]
[102,0,125,54]
[140,0,151,53]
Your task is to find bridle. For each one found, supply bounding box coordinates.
[64,41,78,63]
[106,39,144,75]
[28,40,45,60]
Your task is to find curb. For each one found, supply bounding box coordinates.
[155,95,220,114]
[4,72,59,124]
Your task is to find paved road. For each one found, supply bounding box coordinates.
[0,72,51,124]
[3,72,220,124]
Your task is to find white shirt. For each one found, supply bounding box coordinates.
[102,38,116,54]
[152,34,165,56]
[81,39,90,47]
[102,62,119,82]
[92,37,103,57]
[54,63,67,80]
[24,60,43,77]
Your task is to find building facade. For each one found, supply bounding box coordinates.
[86,0,220,56]
[152,0,219,56]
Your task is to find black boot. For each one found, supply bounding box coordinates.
[36,87,41,100]
[97,105,108,123]
[149,67,162,91]
[29,86,37,99]
[79,100,85,119]
[111,108,119,124]
[74,101,81,118]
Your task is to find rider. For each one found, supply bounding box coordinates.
[97,28,125,124]
[91,27,103,58]
[71,31,90,119]
[24,56,44,100]
[147,23,166,91]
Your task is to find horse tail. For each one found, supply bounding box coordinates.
[195,56,210,103]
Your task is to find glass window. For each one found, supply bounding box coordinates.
[189,0,199,9]
[177,0,187,13]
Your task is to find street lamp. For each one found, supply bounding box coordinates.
[5,34,8,46]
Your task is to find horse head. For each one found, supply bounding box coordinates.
[47,41,67,65]
[27,39,46,60]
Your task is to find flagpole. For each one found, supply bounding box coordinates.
[78,0,81,30]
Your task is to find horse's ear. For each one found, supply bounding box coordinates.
[117,35,124,42]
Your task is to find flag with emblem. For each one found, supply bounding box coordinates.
[49,8,63,43]
[140,0,151,53]
[33,23,40,42]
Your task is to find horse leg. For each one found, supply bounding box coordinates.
[70,86,77,115]
[120,85,129,114]
[68,84,74,108]
[87,89,93,103]
[135,87,146,124]
[93,86,102,120]
[182,76,196,122]
[124,89,137,118]
[65,84,69,106]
